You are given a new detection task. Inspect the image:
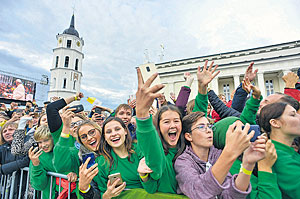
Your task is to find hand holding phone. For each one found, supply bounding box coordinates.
[242,125,261,142]
[32,143,39,154]
[108,173,123,187]
[67,104,84,113]
[82,153,96,169]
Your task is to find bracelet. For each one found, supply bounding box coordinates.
[61,133,70,138]
[74,96,78,101]
[79,184,91,193]
[240,164,252,176]
[140,173,149,179]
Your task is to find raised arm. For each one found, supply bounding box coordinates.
[135,68,166,180]
[193,60,220,115]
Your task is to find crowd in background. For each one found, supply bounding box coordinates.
[0,61,300,199]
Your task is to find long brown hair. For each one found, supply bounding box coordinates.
[154,105,185,163]
[99,117,134,170]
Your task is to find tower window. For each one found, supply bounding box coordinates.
[73,80,76,90]
[75,59,79,70]
[67,40,72,48]
[55,56,59,68]
[53,78,56,88]
[146,66,150,72]
[64,56,69,67]
[63,78,67,89]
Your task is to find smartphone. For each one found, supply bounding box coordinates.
[82,153,96,169]
[108,173,123,187]
[94,107,103,114]
[32,142,39,153]
[67,104,84,113]
[242,125,261,142]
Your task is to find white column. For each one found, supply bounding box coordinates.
[210,77,219,95]
[278,70,291,92]
[233,75,240,89]
[257,72,266,98]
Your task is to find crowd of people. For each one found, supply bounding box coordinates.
[0,61,300,199]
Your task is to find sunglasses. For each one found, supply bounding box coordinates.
[80,128,97,141]
[70,120,84,128]
[191,123,214,132]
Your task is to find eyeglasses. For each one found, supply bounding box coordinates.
[80,128,97,141]
[191,123,214,132]
[70,120,84,128]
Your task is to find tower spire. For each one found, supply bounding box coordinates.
[70,14,75,28]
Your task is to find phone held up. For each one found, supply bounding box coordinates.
[82,152,96,169]
[67,104,84,113]
[32,143,39,153]
[108,173,123,187]
[242,125,261,142]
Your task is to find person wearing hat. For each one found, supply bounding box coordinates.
[12,79,25,100]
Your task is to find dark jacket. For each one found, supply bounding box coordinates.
[231,83,248,112]
[208,90,241,120]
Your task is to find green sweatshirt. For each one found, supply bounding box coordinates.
[136,116,178,194]
[230,159,282,199]
[52,124,63,145]
[93,143,156,197]
[53,135,80,175]
[52,126,83,198]
[272,140,300,199]
[239,95,262,125]
[192,92,208,115]
[29,151,57,199]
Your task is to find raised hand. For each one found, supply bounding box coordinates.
[28,146,43,166]
[184,72,194,88]
[242,77,261,99]
[79,157,99,191]
[197,60,220,94]
[244,62,258,82]
[282,72,299,88]
[243,135,267,166]
[136,68,164,118]
[224,122,255,158]
[258,139,277,173]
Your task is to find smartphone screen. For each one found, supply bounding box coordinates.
[82,153,96,169]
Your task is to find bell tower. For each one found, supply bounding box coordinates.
[48,14,84,101]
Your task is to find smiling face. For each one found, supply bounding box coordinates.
[115,108,132,126]
[2,125,16,143]
[39,114,48,126]
[104,120,128,149]
[37,137,53,153]
[159,110,182,148]
[185,117,213,149]
[78,124,101,152]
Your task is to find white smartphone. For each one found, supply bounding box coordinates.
[138,63,163,91]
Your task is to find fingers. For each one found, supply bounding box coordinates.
[87,162,98,172]
[113,182,126,195]
[148,84,165,94]
[83,157,90,169]
[136,68,144,87]
[211,70,220,80]
[211,64,219,75]
[246,130,255,142]
[144,73,159,88]
[207,61,214,71]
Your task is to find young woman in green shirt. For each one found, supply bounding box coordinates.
[259,102,300,199]
[77,117,156,199]
[135,61,220,194]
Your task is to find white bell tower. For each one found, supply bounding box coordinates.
[48,14,84,102]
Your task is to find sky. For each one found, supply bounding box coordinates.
[1,0,300,110]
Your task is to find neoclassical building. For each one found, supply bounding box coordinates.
[140,40,300,102]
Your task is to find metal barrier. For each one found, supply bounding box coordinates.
[0,167,73,199]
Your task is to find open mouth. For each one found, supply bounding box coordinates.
[111,137,121,143]
[168,131,177,141]
[89,140,98,147]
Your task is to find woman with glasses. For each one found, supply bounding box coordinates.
[174,112,267,199]
[77,117,156,198]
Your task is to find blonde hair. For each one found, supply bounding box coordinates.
[34,125,52,141]
[0,122,18,145]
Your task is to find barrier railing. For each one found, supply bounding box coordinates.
[0,167,73,199]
